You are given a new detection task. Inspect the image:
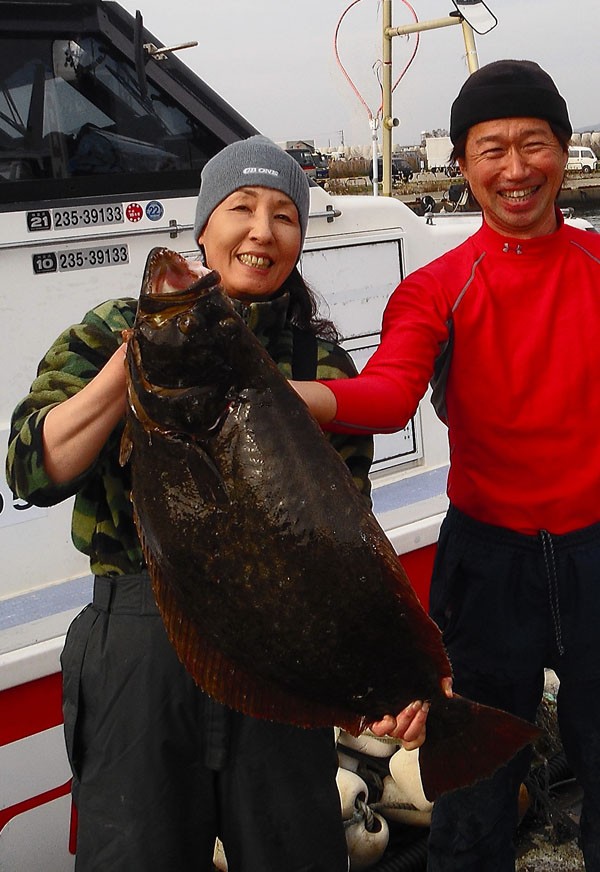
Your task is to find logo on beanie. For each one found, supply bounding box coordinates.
[243,167,280,177]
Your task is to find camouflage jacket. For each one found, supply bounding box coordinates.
[6,293,373,577]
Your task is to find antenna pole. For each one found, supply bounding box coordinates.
[382,0,393,196]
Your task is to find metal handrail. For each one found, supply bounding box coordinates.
[0,203,344,253]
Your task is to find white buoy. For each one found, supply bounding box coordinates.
[388,747,434,813]
[338,729,399,758]
[345,811,389,871]
[378,774,433,826]
[336,767,370,820]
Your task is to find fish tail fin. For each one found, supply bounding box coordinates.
[418,694,540,801]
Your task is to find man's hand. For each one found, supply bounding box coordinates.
[369,677,453,750]
[370,700,430,750]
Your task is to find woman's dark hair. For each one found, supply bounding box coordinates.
[197,244,341,343]
[450,123,571,162]
[281,266,340,342]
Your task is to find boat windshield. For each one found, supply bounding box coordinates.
[0,32,223,203]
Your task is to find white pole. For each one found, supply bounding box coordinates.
[382,0,393,196]
[461,20,480,72]
[371,118,380,196]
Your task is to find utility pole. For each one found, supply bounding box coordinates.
[381,0,396,198]
[381,1,496,196]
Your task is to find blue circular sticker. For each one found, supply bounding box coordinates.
[145,200,164,221]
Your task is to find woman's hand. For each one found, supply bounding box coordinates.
[42,342,129,484]
[369,677,453,750]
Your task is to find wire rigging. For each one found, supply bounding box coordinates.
[333,0,421,127]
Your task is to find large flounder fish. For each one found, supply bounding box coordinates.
[121,247,538,800]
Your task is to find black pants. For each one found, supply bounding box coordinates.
[61,574,348,872]
[427,505,600,872]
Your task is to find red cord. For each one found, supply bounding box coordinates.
[333,0,421,125]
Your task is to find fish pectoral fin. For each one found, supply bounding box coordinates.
[417,694,541,801]
[119,419,133,467]
[165,435,230,507]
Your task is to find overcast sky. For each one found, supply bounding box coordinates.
[118,0,600,149]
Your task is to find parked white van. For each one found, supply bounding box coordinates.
[567,146,598,173]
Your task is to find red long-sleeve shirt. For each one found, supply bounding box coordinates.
[328,215,600,535]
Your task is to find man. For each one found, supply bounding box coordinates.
[292,60,600,871]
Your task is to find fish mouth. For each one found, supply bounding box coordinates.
[140,271,222,315]
[142,247,220,299]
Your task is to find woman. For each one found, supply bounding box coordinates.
[6,136,426,872]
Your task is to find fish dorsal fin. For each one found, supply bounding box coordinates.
[156,572,366,734]
[132,506,365,735]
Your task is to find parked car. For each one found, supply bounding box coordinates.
[444,161,462,178]
[567,146,598,173]
[313,152,329,181]
[285,148,317,180]
[369,156,414,183]
[393,158,415,182]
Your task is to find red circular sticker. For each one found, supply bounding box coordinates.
[126,203,144,222]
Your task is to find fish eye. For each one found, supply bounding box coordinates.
[177,313,198,334]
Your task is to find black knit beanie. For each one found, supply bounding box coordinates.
[450,59,572,144]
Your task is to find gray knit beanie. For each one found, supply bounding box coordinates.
[194,135,310,251]
[450,59,572,144]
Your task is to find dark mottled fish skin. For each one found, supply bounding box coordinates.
[121,248,539,800]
